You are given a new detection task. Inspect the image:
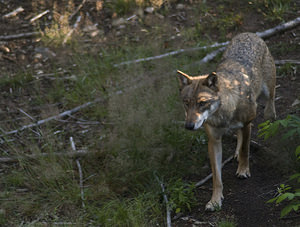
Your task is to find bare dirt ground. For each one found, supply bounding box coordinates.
[0,0,299,226]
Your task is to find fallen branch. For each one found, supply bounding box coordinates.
[155,175,171,227]
[0,150,89,164]
[190,46,226,66]
[189,17,300,67]
[114,16,300,68]
[0,32,41,40]
[63,15,81,46]
[195,155,234,187]
[275,60,300,65]
[69,0,87,21]
[256,16,300,39]
[0,97,103,137]
[3,6,24,19]
[180,217,214,226]
[113,42,229,67]
[30,10,50,23]
[70,137,85,208]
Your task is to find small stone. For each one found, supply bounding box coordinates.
[0,209,5,215]
[112,18,126,27]
[34,53,43,60]
[292,99,300,107]
[35,47,56,58]
[0,45,10,53]
[144,7,155,14]
[83,24,98,32]
[34,63,43,69]
[176,4,185,10]
[118,25,126,29]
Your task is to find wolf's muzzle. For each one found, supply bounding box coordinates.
[185,122,195,130]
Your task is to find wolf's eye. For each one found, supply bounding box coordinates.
[198,101,207,107]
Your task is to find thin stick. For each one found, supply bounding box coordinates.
[70,137,85,208]
[63,15,81,46]
[30,10,50,23]
[0,150,89,163]
[3,6,24,19]
[155,175,171,227]
[195,155,234,187]
[0,97,103,137]
[18,108,35,121]
[0,32,41,40]
[69,0,87,21]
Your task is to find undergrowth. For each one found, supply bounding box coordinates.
[0,27,209,226]
[259,115,300,217]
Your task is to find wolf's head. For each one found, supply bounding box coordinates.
[177,70,221,130]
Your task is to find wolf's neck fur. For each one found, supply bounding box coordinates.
[206,74,241,128]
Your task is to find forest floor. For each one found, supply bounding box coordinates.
[0,0,300,226]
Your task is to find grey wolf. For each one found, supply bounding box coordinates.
[177,32,276,211]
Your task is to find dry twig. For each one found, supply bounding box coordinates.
[195,155,234,187]
[63,15,82,46]
[69,0,87,21]
[0,32,41,40]
[0,150,89,164]
[0,97,103,137]
[70,137,85,208]
[155,175,171,227]
[2,7,24,19]
[30,10,50,23]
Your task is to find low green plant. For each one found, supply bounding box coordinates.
[259,115,300,217]
[267,177,300,218]
[90,193,162,226]
[168,178,197,214]
[105,0,138,16]
[255,0,291,21]
[218,220,237,227]
[258,115,300,141]
[277,63,297,78]
[42,14,75,47]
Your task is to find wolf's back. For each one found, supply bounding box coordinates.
[221,33,268,69]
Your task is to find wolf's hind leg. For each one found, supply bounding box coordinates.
[262,50,276,121]
[236,123,251,178]
[234,129,242,160]
[264,85,276,120]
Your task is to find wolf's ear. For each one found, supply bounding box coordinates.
[203,72,218,91]
[177,70,192,90]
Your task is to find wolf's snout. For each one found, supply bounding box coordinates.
[185,122,195,130]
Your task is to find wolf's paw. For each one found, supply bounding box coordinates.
[234,153,239,160]
[205,199,222,211]
[236,167,251,179]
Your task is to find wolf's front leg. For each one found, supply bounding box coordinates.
[236,123,251,178]
[205,126,224,211]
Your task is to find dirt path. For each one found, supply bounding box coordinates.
[174,141,300,226]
